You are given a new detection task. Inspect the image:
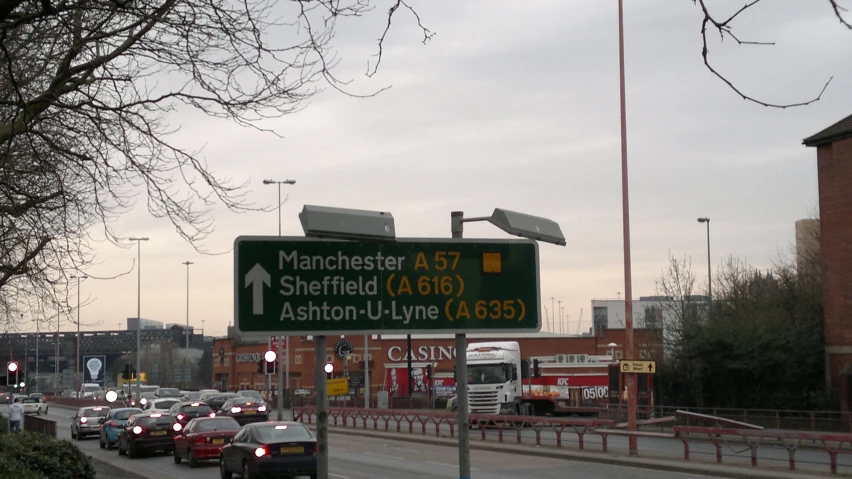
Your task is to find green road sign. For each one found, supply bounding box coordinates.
[234,237,540,335]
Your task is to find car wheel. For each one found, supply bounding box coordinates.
[71,428,77,440]
[99,437,105,449]
[173,450,181,464]
[118,440,126,456]
[242,461,252,479]
[219,457,232,479]
[106,440,115,451]
[128,443,138,459]
[187,449,198,468]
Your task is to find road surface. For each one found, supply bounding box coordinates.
[2,404,715,479]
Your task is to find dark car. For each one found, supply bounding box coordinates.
[0,390,11,404]
[219,422,317,479]
[204,393,237,411]
[168,401,215,429]
[117,412,180,458]
[217,397,269,426]
[173,416,240,468]
[71,406,110,440]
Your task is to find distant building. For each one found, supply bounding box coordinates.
[126,317,163,330]
[795,218,820,277]
[590,296,706,333]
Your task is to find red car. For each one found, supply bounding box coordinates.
[173,416,241,468]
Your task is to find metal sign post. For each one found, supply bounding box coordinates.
[277,336,284,420]
[315,336,329,479]
[451,211,471,479]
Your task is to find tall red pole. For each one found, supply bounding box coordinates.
[617,0,638,456]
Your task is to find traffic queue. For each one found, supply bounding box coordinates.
[68,388,318,479]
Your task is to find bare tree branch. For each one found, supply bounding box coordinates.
[367,0,434,78]
[694,0,835,108]
[830,0,852,28]
[0,0,430,325]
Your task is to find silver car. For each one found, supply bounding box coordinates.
[71,406,110,440]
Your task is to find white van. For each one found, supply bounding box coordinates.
[80,383,101,398]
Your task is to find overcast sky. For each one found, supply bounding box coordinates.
[33,1,851,337]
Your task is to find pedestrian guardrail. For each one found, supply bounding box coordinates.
[23,415,56,437]
[673,426,852,474]
[292,406,616,450]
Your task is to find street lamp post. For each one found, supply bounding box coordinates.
[697,218,712,301]
[450,208,566,479]
[129,237,149,400]
[34,316,39,393]
[182,261,193,349]
[262,178,295,418]
[70,274,88,396]
[616,0,639,456]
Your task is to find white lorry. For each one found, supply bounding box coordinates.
[463,341,614,416]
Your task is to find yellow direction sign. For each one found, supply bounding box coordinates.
[327,377,349,396]
[619,360,657,374]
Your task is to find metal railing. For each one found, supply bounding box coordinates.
[23,415,56,437]
[674,425,852,474]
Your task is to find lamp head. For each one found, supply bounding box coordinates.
[697,217,709,223]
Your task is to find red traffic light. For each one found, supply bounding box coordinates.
[7,361,18,372]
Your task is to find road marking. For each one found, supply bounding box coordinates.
[330,474,350,479]
[426,461,480,470]
[364,452,404,460]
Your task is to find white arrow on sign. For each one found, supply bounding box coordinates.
[245,263,271,315]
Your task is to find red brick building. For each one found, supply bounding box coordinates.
[804,113,852,408]
[211,329,662,397]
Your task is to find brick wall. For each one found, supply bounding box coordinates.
[212,329,663,392]
[817,137,852,390]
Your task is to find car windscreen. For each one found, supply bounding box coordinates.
[21,398,37,403]
[195,418,240,432]
[157,388,180,397]
[180,405,212,414]
[137,416,175,427]
[83,385,99,392]
[239,390,262,399]
[83,408,109,417]
[253,424,313,443]
[113,409,141,420]
[153,400,179,409]
[231,397,258,405]
[188,392,202,400]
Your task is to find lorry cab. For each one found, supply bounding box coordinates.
[465,342,523,415]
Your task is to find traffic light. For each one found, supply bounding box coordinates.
[257,360,264,374]
[425,365,433,381]
[264,350,277,374]
[533,359,541,378]
[122,364,132,380]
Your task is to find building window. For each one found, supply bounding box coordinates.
[295,355,302,365]
[643,307,661,329]
[593,306,608,332]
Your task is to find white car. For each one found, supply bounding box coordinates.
[19,397,48,415]
[146,398,180,413]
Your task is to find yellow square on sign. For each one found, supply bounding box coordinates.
[482,252,502,274]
